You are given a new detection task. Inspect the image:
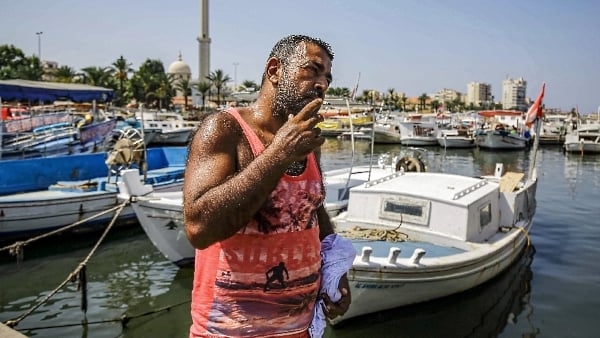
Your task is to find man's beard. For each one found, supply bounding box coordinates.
[272,72,321,118]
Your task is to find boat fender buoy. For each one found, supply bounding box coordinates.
[395,156,426,172]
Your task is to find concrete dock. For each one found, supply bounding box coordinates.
[0,323,28,337]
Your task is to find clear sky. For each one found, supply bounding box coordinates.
[2,0,599,114]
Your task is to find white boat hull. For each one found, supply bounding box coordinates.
[129,192,194,266]
[0,182,183,241]
[437,136,475,148]
[149,128,194,145]
[476,130,529,150]
[331,220,532,324]
[0,191,135,239]
[563,132,600,153]
[401,137,439,146]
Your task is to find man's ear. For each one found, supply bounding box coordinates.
[265,57,281,85]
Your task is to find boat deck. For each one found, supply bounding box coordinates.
[349,238,465,258]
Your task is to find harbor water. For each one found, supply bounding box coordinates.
[1,138,599,337]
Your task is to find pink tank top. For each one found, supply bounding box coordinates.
[190,108,324,338]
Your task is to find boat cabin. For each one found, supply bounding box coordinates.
[336,172,506,244]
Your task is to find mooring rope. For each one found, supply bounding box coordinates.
[0,202,128,263]
[514,225,532,248]
[338,225,409,242]
[3,199,130,329]
[9,299,191,333]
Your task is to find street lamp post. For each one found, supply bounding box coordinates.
[35,31,43,60]
[233,62,239,91]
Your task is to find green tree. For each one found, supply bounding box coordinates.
[175,77,192,110]
[17,55,44,81]
[241,80,259,91]
[400,93,407,112]
[54,65,77,83]
[130,59,167,107]
[206,69,231,107]
[153,74,174,109]
[0,44,30,79]
[79,66,114,88]
[387,88,397,109]
[195,81,212,111]
[111,56,134,107]
[418,93,429,111]
[430,99,440,112]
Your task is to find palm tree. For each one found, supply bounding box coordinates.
[151,74,174,110]
[55,65,77,83]
[79,66,114,88]
[387,88,396,109]
[130,59,167,107]
[430,100,440,113]
[175,77,192,111]
[112,56,134,107]
[400,93,407,112]
[206,69,231,107]
[242,80,259,92]
[195,81,212,111]
[418,93,429,111]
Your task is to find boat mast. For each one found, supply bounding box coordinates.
[527,114,542,182]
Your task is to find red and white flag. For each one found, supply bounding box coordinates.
[525,82,545,127]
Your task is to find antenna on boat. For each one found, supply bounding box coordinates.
[367,102,384,181]
[341,98,359,197]
[139,103,148,180]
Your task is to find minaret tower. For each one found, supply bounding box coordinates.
[197,0,211,82]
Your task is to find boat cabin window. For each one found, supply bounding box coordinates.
[379,196,430,226]
[479,203,492,228]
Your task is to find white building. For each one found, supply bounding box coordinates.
[466,82,492,108]
[502,77,527,111]
[167,53,193,109]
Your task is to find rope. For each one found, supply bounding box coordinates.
[9,300,191,332]
[338,225,409,242]
[514,225,532,248]
[0,203,127,260]
[3,199,130,329]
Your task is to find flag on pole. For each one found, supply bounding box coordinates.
[525,82,545,127]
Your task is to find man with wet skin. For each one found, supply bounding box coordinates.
[183,35,351,337]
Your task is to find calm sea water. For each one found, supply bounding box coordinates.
[1,138,599,338]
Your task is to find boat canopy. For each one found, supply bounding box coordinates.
[0,79,114,103]
[478,110,523,117]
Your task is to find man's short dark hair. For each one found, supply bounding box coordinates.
[261,35,334,84]
[268,35,334,62]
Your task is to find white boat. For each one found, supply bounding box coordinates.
[475,128,530,150]
[563,123,600,154]
[537,113,568,145]
[0,146,187,243]
[337,130,372,141]
[328,159,538,324]
[437,128,476,148]
[317,114,373,138]
[475,110,531,150]
[117,175,192,266]
[398,114,439,146]
[136,110,199,146]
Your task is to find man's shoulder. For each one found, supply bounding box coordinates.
[192,110,242,144]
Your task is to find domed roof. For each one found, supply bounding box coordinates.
[168,52,191,75]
